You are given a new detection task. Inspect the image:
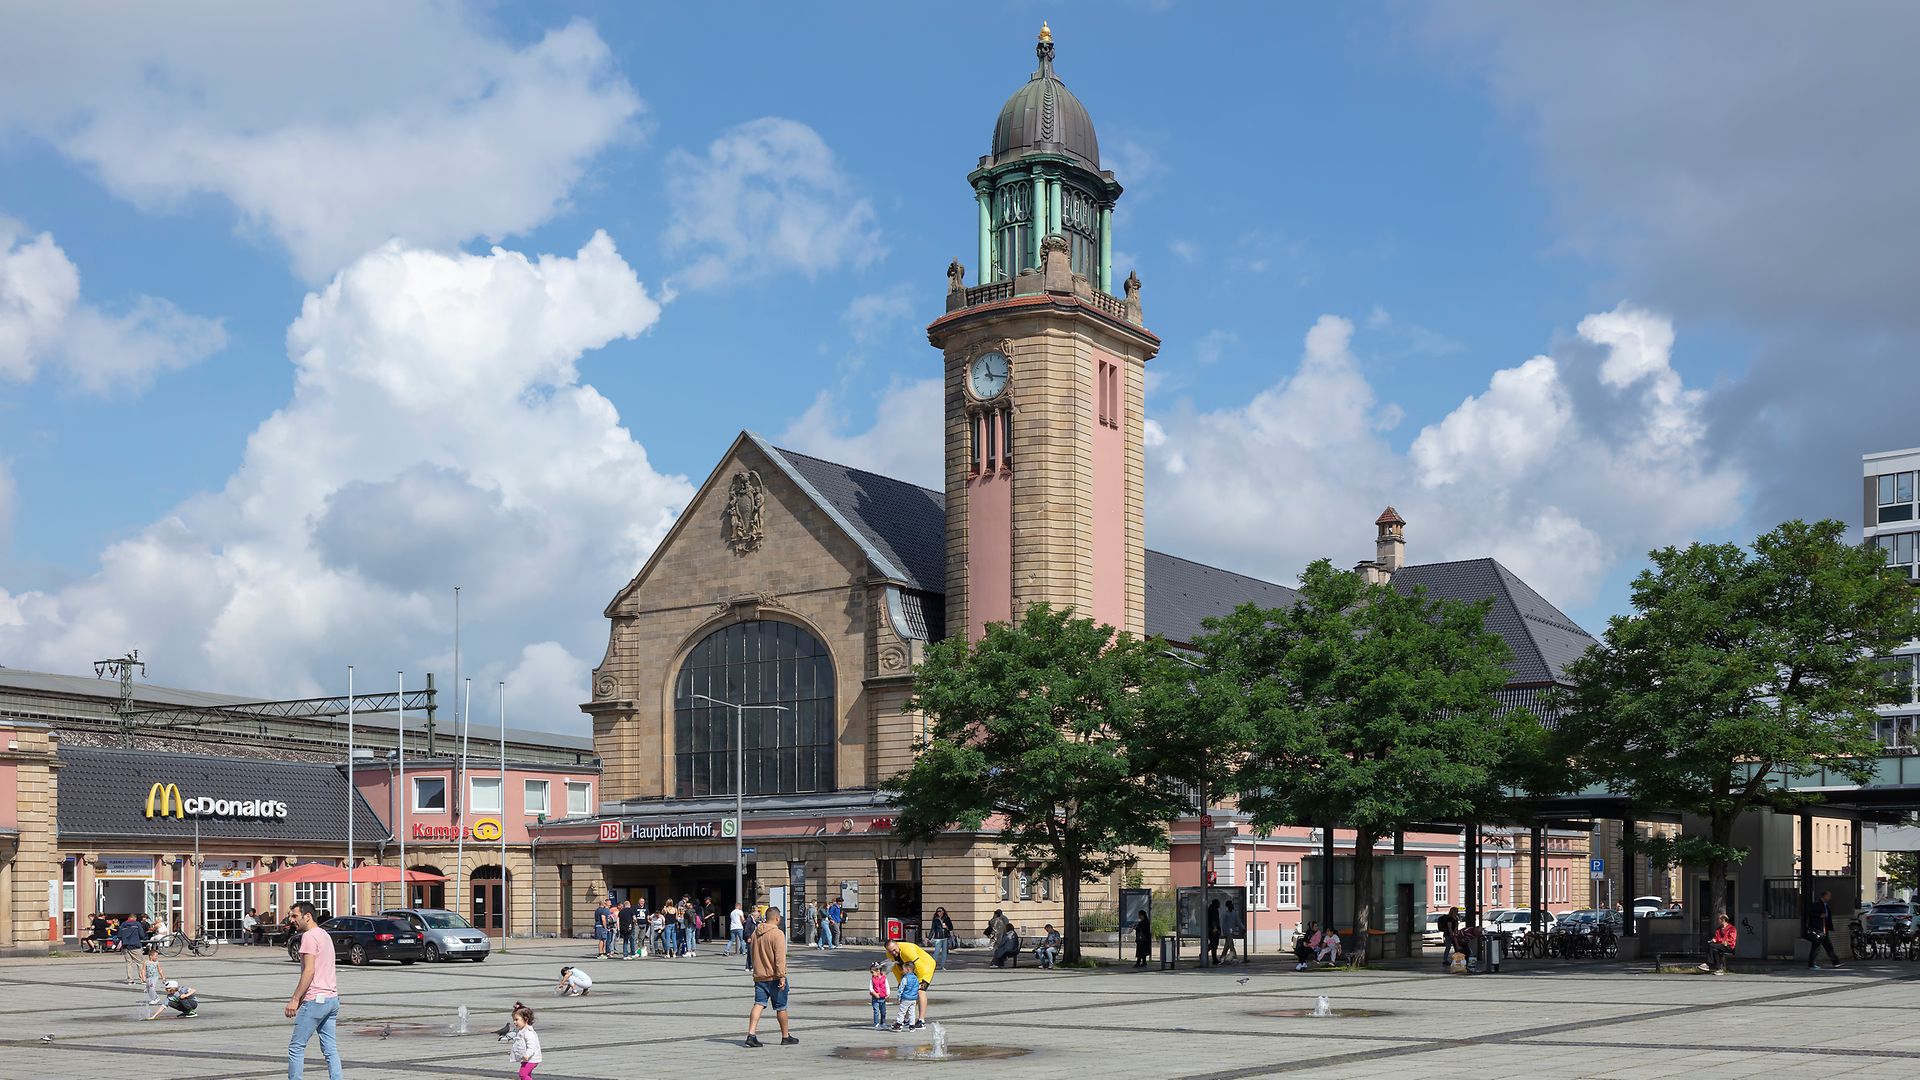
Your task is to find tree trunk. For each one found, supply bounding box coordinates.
[1061,853,1082,964]
[1352,830,1378,967]
[1710,812,1734,920]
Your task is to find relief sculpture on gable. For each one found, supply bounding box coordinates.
[724,469,766,555]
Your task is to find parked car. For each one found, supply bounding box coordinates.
[1422,912,1447,948]
[1631,896,1666,919]
[1863,901,1915,935]
[1484,909,1545,937]
[287,915,424,966]
[380,908,491,963]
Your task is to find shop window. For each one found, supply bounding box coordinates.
[524,779,550,817]
[294,881,335,918]
[566,781,592,817]
[471,776,503,814]
[413,776,447,812]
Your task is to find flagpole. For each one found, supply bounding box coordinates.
[346,666,356,915]
[452,587,462,915]
[397,670,406,911]
[456,677,470,920]
[499,681,508,949]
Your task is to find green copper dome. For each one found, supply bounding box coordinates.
[990,25,1099,170]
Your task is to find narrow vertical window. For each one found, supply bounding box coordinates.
[970,414,983,474]
[999,408,1013,469]
[984,408,997,471]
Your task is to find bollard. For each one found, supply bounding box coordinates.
[1487,933,1503,973]
[1159,934,1177,970]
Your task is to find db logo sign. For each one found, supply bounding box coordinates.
[598,822,623,843]
[471,818,504,842]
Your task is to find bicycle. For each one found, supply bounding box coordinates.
[161,933,220,959]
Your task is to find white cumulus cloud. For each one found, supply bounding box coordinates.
[778,378,944,490]
[0,233,691,730]
[665,118,882,290]
[0,219,225,393]
[0,8,642,282]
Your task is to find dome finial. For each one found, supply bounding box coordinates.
[1036,21,1055,76]
[1038,21,1052,44]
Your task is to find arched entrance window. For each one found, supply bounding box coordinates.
[409,865,446,910]
[673,620,836,796]
[471,866,510,935]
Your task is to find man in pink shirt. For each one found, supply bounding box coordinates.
[285,901,342,1080]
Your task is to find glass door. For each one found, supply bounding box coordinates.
[202,879,245,941]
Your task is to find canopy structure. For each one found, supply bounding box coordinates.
[242,863,445,885]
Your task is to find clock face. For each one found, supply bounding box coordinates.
[969,351,1010,400]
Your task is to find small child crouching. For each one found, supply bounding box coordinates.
[508,1005,542,1079]
[867,962,889,1029]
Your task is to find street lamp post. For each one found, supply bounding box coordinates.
[689,693,789,915]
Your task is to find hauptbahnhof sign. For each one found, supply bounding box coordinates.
[600,818,738,842]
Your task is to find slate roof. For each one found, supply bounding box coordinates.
[57,745,391,844]
[1144,550,1300,647]
[753,440,1594,686]
[1393,559,1596,685]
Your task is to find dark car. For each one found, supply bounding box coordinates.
[286,915,424,966]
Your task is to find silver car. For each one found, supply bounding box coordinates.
[380,908,491,962]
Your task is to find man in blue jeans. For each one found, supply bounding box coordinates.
[822,898,843,949]
[284,901,341,1080]
[744,907,796,1048]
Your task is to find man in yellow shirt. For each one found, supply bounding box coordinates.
[884,939,938,1024]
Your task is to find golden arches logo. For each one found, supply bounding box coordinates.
[471,818,504,842]
[145,783,185,819]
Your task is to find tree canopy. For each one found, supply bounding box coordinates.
[1556,519,1920,918]
[888,604,1185,962]
[1206,559,1535,959]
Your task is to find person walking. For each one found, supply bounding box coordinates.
[1220,900,1243,963]
[823,898,843,950]
[867,962,890,1029]
[507,1005,542,1079]
[727,902,746,956]
[1805,890,1842,970]
[744,906,796,1048]
[118,915,148,984]
[929,907,955,968]
[1436,907,1460,969]
[140,944,165,1005]
[1701,913,1738,975]
[1134,909,1153,968]
[285,900,342,1080]
[1206,896,1222,963]
[739,906,757,972]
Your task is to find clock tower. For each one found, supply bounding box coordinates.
[928,24,1160,640]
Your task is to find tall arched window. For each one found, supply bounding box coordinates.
[674,620,836,796]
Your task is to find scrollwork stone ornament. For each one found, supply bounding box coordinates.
[879,643,909,673]
[724,470,766,555]
[594,673,619,700]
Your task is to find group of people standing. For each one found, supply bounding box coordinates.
[595,895,719,959]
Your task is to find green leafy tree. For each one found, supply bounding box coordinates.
[1557,519,1920,919]
[889,604,1185,962]
[1214,559,1530,962]
[1883,852,1919,896]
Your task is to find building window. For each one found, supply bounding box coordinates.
[470,776,503,814]
[674,620,837,797]
[294,881,334,916]
[412,776,446,813]
[1040,875,1053,901]
[566,781,592,817]
[1877,531,1918,578]
[1248,862,1268,910]
[1017,869,1033,901]
[1276,863,1299,908]
[1434,865,1450,906]
[998,867,1012,902]
[524,779,550,817]
[992,179,1033,281]
[1879,471,1917,523]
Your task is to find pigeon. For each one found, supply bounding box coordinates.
[379,1023,392,1039]
[1236,977,1251,985]
[40,1034,54,1043]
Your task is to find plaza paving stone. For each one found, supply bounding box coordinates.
[2,940,1918,1079]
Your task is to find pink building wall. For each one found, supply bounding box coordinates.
[352,764,599,846]
[966,469,1013,639]
[1090,351,1126,632]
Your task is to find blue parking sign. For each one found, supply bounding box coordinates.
[1589,857,1605,878]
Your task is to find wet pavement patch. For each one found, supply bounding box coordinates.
[829,1044,1034,1062]
[1251,1007,1391,1019]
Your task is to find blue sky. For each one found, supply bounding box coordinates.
[2,2,1913,729]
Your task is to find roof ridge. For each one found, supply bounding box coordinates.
[1481,559,1553,677]
[766,441,945,501]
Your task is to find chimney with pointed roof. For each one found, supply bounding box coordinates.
[1374,506,1406,577]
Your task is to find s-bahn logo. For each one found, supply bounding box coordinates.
[144,782,290,821]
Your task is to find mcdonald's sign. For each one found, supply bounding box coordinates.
[143,781,289,821]
[146,783,185,819]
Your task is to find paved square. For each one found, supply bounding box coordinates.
[5,942,1919,1079]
